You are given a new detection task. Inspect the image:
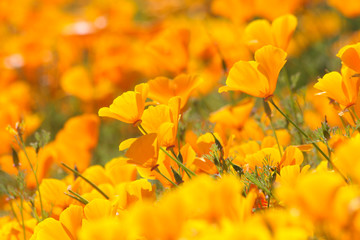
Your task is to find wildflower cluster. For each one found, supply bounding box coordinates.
[2,0,360,239]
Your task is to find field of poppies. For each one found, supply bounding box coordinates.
[2,0,360,239]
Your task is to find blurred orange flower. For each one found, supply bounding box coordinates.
[147,28,190,75]
[209,98,254,130]
[328,0,360,18]
[244,14,297,52]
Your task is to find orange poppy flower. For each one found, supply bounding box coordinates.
[219,45,287,99]
[244,14,297,52]
[314,66,360,109]
[98,83,149,125]
[141,97,181,148]
[31,205,83,240]
[209,98,254,129]
[147,74,202,109]
[328,0,360,18]
[125,133,159,168]
[337,42,360,73]
[53,114,99,173]
[61,65,113,102]
[147,28,190,74]
[211,0,255,24]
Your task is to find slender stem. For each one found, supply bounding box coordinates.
[269,99,349,183]
[137,124,147,135]
[284,69,304,144]
[324,140,332,160]
[9,199,20,225]
[154,168,177,187]
[351,106,360,121]
[68,189,89,204]
[170,148,178,161]
[138,124,195,178]
[160,147,195,178]
[16,137,45,220]
[61,163,109,200]
[263,99,282,157]
[348,109,357,124]
[64,192,89,205]
[269,117,282,157]
[19,195,26,240]
[339,115,350,137]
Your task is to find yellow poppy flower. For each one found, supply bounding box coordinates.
[314,66,360,109]
[219,45,287,99]
[147,74,202,109]
[141,97,181,148]
[125,133,159,168]
[337,42,360,73]
[98,83,149,125]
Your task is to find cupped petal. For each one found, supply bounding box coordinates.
[272,14,297,51]
[59,205,84,239]
[338,44,360,73]
[314,71,349,107]
[98,83,148,124]
[224,61,269,98]
[255,45,287,95]
[244,19,274,52]
[84,199,112,221]
[126,133,158,167]
[31,218,71,240]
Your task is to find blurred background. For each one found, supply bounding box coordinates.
[1,0,360,168]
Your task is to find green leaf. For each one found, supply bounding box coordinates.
[11,147,20,169]
[170,167,184,185]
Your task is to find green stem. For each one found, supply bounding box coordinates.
[19,195,26,240]
[160,147,195,178]
[339,115,350,137]
[154,168,177,187]
[61,163,109,200]
[138,124,195,178]
[137,124,148,135]
[325,141,332,160]
[64,192,89,205]
[170,148,179,161]
[269,117,282,158]
[351,106,360,121]
[269,99,349,183]
[16,137,45,220]
[67,189,89,205]
[284,69,304,144]
[347,109,357,124]
[8,198,20,226]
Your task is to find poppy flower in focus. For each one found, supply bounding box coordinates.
[98,83,149,125]
[219,45,287,99]
[337,42,360,73]
[314,66,360,109]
